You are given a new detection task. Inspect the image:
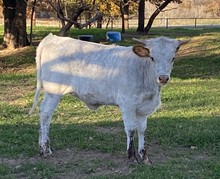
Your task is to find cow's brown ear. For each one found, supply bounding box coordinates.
[132,45,150,57]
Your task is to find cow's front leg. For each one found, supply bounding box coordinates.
[121,109,138,161]
[126,130,137,161]
[39,93,61,158]
[137,115,152,165]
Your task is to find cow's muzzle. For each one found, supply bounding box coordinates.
[157,75,170,85]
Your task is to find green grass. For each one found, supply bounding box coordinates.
[0,27,220,178]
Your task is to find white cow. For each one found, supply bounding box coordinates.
[29,34,188,164]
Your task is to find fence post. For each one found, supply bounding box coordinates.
[111,19,113,29]
[194,18,197,28]
[165,17,169,28]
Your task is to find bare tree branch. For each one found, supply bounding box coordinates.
[57,0,65,27]
[46,0,56,11]
[161,7,178,12]
[80,11,102,29]
[46,0,103,36]
[144,0,173,33]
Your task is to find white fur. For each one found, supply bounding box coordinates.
[29,34,186,159]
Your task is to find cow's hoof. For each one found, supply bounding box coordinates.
[142,157,152,165]
[128,156,138,163]
[39,147,52,158]
[40,150,52,158]
[128,150,140,164]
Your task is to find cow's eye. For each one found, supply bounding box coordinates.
[150,57,155,62]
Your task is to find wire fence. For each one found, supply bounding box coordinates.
[0,17,220,29]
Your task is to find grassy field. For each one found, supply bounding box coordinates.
[0,26,220,178]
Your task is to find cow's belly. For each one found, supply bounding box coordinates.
[73,87,117,110]
[79,93,115,104]
[136,96,161,116]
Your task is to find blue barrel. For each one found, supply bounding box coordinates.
[106,31,121,42]
[78,35,93,42]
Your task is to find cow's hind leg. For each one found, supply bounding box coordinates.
[39,93,61,158]
[137,115,152,165]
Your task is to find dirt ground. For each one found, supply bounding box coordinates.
[1,142,211,178]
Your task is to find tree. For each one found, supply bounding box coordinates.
[136,0,145,32]
[205,1,220,17]
[30,0,37,45]
[120,0,129,33]
[47,0,138,35]
[47,0,103,36]
[118,0,139,33]
[2,0,29,48]
[144,0,182,34]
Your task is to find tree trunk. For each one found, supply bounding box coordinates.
[96,14,103,28]
[120,1,125,33]
[144,0,172,34]
[124,0,129,30]
[136,0,145,32]
[59,22,74,37]
[120,0,129,33]
[30,0,37,45]
[58,6,85,36]
[2,0,29,48]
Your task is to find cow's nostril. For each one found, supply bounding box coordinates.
[158,76,169,84]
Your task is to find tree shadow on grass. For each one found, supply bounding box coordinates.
[1,102,220,177]
[0,109,220,158]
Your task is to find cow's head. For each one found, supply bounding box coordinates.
[133,37,189,86]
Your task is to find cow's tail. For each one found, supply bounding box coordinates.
[28,37,46,115]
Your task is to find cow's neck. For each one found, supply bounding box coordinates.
[143,62,160,97]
